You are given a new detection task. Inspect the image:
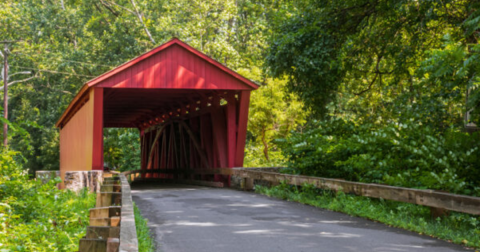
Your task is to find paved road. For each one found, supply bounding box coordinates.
[131,183,469,252]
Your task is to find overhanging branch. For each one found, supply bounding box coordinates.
[0,73,38,90]
[354,54,384,96]
[8,71,31,78]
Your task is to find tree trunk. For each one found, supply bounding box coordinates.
[261,127,269,161]
[3,44,8,147]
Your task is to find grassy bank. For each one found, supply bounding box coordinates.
[134,203,156,252]
[255,183,480,250]
[0,184,96,251]
[0,148,97,251]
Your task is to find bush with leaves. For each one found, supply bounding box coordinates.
[0,150,95,251]
[103,128,141,171]
[278,118,480,196]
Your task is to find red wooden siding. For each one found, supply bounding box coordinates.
[97,45,250,90]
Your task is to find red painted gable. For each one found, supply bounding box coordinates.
[96,44,253,90]
[56,38,258,127]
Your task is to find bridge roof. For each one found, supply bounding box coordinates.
[56,38,258,128]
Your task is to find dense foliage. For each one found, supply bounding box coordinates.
[257,183,480,249]
[104,128,141,171]
[0,150,96,251]
[0,0,306,171]
[263,0,480,194]
[238,67,309,164]
[267,1,480,125]
[278,118,480,196]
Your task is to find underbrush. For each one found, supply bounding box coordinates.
[256,183,480,249]
[134,203,156,252]
[0,151,96,251]
[278,118,480,196]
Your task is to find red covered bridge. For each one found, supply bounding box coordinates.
[56,38,258,185]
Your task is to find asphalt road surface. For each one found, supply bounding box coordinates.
[131,183,470,252]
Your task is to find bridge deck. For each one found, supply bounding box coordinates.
[131,183,468,252]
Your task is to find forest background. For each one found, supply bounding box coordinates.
[1,0,480,196]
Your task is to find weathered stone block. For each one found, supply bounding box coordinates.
[230,175,243,189]
[106,238,120,252]
[64,171,104,193]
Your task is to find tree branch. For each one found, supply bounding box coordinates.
[129,0,156,44]
[99,0,120,17]
[107,0,155,44]
[1,74,38,90]
[107,1,135,15]
[8,71,31,78]
[354,54,383,96]
[354,72,378,96]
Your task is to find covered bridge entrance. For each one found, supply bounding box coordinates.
[56,38,258,185]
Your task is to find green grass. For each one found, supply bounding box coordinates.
[255,183,480,250]
[134,203,156,252]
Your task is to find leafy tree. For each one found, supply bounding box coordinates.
[103,128,140,171]
[266,0,480,126]
[238,67,308,163]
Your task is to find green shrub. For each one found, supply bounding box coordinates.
[278,118,480,195]
[0,150,96,251]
